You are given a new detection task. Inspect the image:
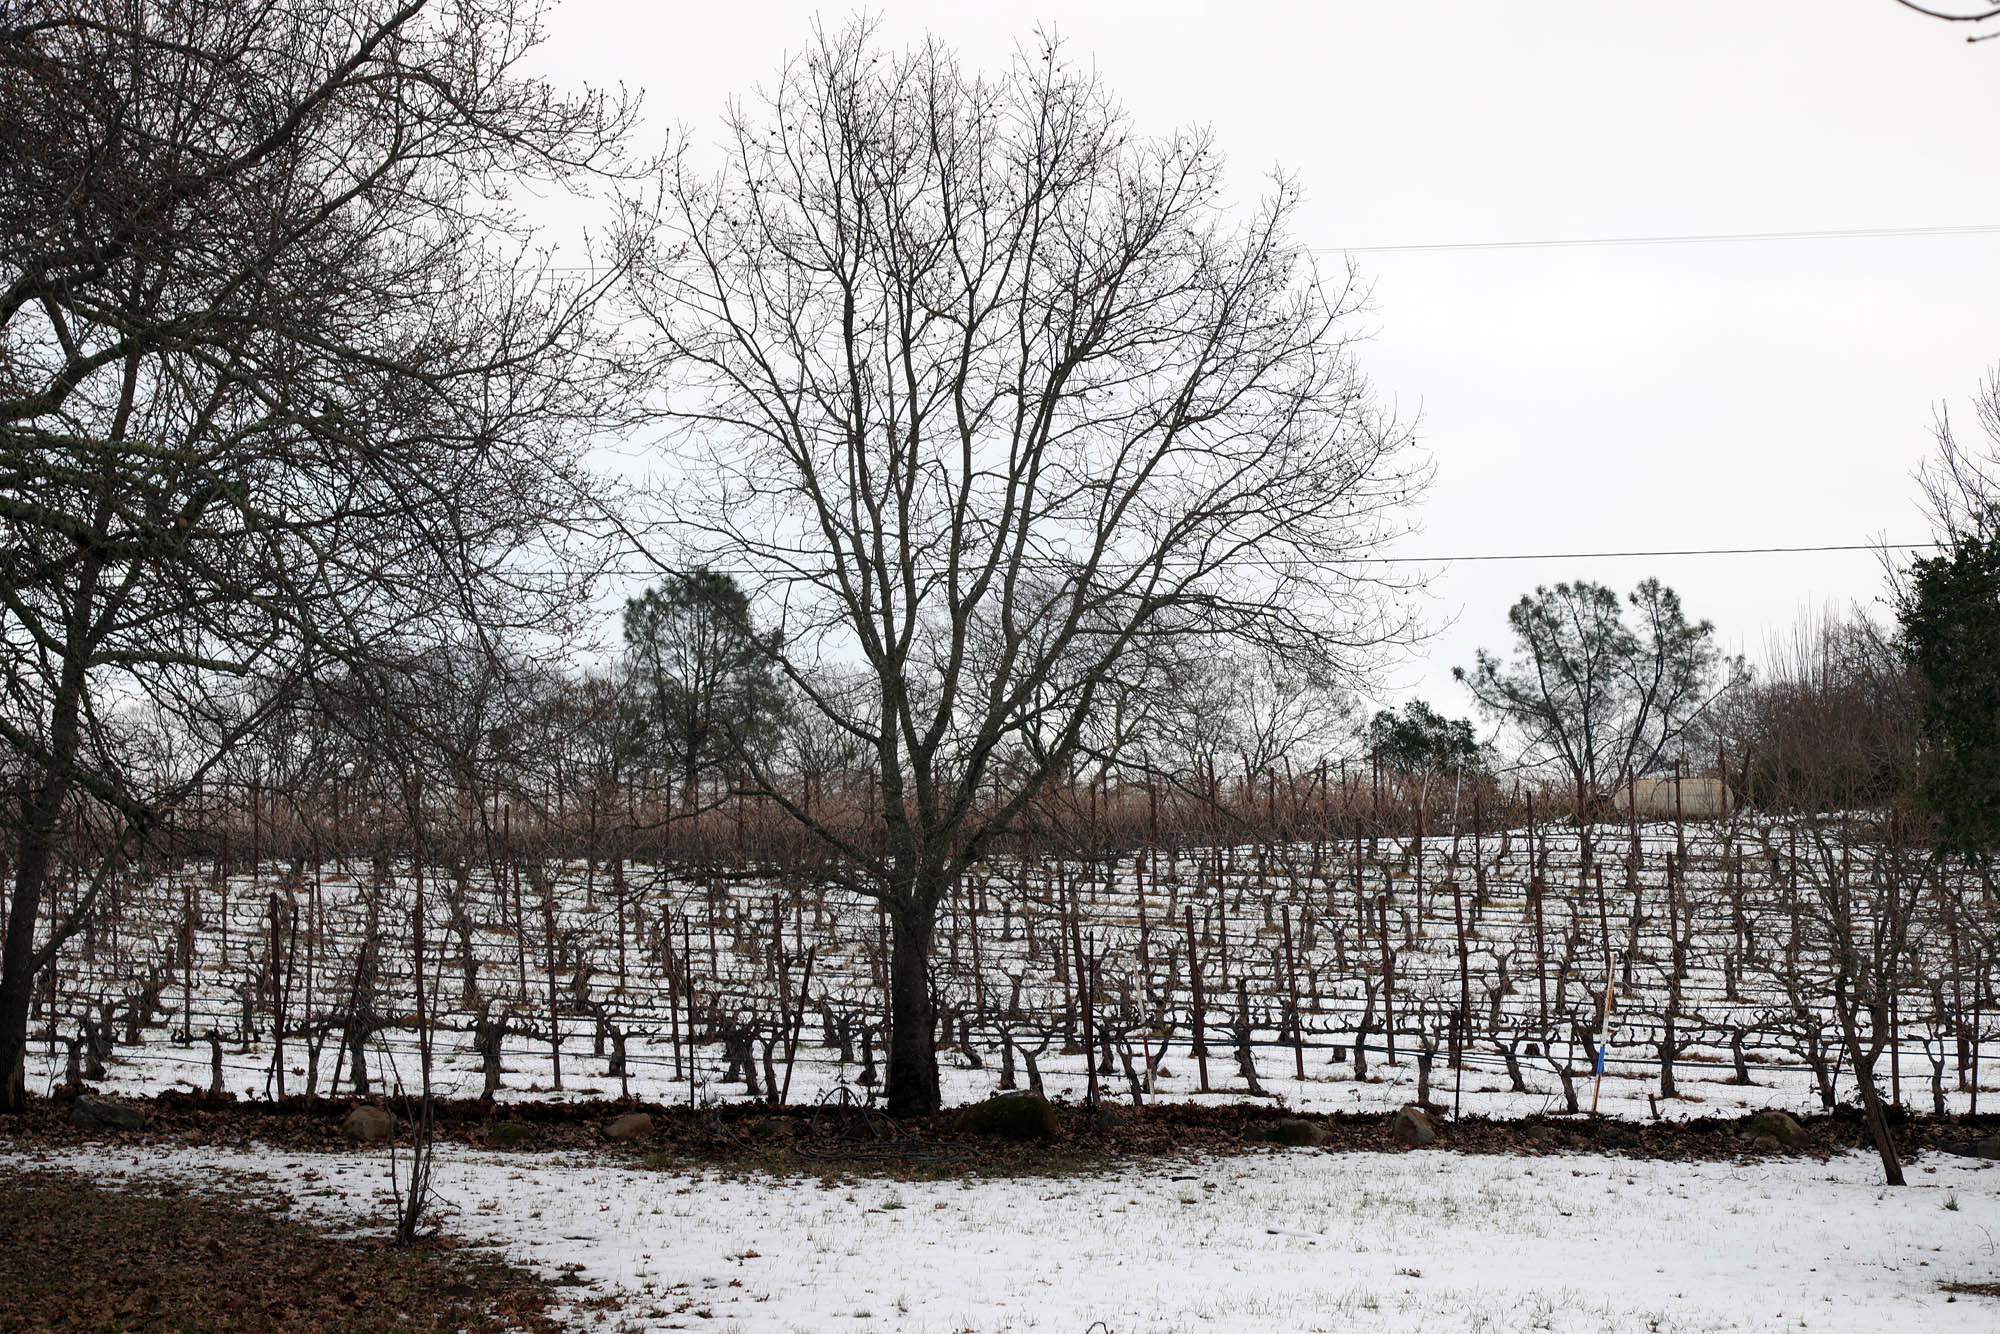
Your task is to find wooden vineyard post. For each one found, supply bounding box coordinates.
[218,851,229,969]
[1135,855,1150,994]
[771,896,789,1106]
[267,893,285,1098]
[1185,905,1211,1092]
[1056,862,1073,1043]
[411,852,430,1159]
[1532,873,1548,1033]
[1960,988,1976,1120]
[1591,943,1617,1116]
[876,902,889,993]
[1137,969,1155,1097]
[509,837,529,1001]
[1888,855,1901,1107]
[1672,756,1685,859]
[947,877,961,977]
[1413,805,1425,920]
[780,949,814,1106]
[308,840,321,1078]
[614,856,627,992]
[1370,748,1380,857]
[1472,792,1486,910]
[1379,893,1396,1064]
[181,876,195,1042]
[1451,874,1471,1070]
[683,916,697,1109]
[1890,979,1901,1108]
[664,913,682,1080]
[1217,890,1230,987]
[1148,779,1160,882]
[968,885,985,1019]
[1594,867,1612,1002]
[1282,904,1305,1080]
[1071,911,1099,1107]
[544,872,561,1092]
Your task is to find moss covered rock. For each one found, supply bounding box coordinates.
[959,1093,1058,1141]
[1745,1110,1808,1148]
[1255,1118,1333,1148]
[489,1121,537,1147]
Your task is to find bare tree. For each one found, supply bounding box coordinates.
[1893,2,2000,42]
[1147,643,1354,800]
[627,22,1426,1113]
[1743,616,1926,1185]
[0,0,632,1113]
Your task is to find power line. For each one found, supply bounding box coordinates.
[604,541,1937,577]
[544,222,2000,272]
[1318,222,2000,255]
[1359,541,1937,564]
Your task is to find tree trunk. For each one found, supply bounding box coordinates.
[0,786,67,1114]
[884,898,939,1116]
[0,510,105,1116]
[1837,983,1904,1186]
[1851,1053,1904,1187]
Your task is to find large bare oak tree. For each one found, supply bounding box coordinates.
[628,22,1426,1115]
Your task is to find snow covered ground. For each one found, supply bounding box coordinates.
[34,1013,1996,1131]
[30,821,2000,1129]
[10,1139,1999,1333]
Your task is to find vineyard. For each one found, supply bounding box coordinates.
[24,780,2000,1122]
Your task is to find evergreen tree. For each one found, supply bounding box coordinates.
[622,570,788,791]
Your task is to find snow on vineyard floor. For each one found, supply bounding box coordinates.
[29,819,2000,1125]
[35,1026,1996,1129]
[10,1139,2000,1333]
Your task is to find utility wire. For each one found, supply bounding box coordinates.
[1354,541,1937,564]
[1319,221,2000,255]
[542,222,2000,272]
[602,541,1937,578]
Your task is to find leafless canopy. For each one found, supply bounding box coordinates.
[0,0,635,1112]
[626,21,1426,1111]
[1893,1,2000,42]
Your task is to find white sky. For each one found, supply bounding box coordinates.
[535,0,2000,722]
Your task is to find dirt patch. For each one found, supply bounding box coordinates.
[0,1164,561,1332]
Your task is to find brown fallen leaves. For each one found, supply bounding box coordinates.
[0,1166,561,1332]
[6,1088,1997,1182]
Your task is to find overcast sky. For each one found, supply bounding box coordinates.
[535,0,2000,725]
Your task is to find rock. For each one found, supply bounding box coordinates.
[1093,1103,1129,1133]
[489,1121,537,1147]
[1257,1118,1333,1148]
[70,1096,146,1132]
[1390,1106,1437,1148]
[959,1092,1058,1141]
[1936,1135,2000,1161]
[341,1105,396,1144]
[1745,1110,1809,1148]
[1747,1133,1784,1153]
[603,1112,654,1143]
